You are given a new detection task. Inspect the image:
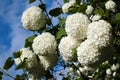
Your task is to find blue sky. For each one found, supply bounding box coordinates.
[0,0,63,79]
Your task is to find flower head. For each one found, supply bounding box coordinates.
[65,13,90,41]
[105,0,116,12]
[62,0,76,13]
[77,40,100,66]
[59,36,79,61]
[15,48,33,65]
[21,6,46,30]
[87,20,112,48]
[32,32,57,56]
[85,5,94,15]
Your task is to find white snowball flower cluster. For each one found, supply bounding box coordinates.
[106,68,112,75]
[90,14,101,22]
[32,32,57,56]
[39,53,58,70]
[15,48,33,65]
[21,6,46,30]
[62,0,76,13]
[77,40,100,66]
[32,32,58,70]
[65,13,90,41]
[14,48,48,78]
[87,20,112,48]
[111,63,119,71]
[59,36,80,61]
[105,0,116,12]
[85,5,94,15]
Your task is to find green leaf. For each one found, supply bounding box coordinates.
[69,4,87,13]
[94,7,104,15]
[15,61,26,70]
[0,71,3,80]
[0,76,2,80]
[24,35,36,49]
[14,74,28,80]
[78,4,87,12]
[0,71,3,76]
[29,0,36,3]
[3,57,14,70]
[64,0,69,3]
[13,51,22,58]
[76,0,81,5]
[49,7,62,17]
[38,4,46,11]
[56,27,66,39]
[73,50,77,62]
[114,13,120,21]
[46,18,51,26]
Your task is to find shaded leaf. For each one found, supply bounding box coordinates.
[114,13,120,24]
[13,51,22,58]
[3,57,14,70]
[29,0,36,3]
[76,0,81,5]
[14,74,28,80]
[0,71,3,76]
[49,7,62,17]
[73,50,77,62]
[115,13,120,20]
[15,61,26,70]
[46,18,51,26]
[38,4,46,11]
[64,0,69,3]
[94,7,104,15]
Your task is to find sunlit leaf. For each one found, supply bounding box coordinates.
[24,35,37,49]
[56,27,66,40]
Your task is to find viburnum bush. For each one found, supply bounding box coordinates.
[1,0,120,80]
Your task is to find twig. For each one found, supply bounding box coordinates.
[39,0,54,27]
[0,68,14,79]
[54,0,62,8]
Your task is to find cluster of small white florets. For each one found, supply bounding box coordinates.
[90,14,101,22]
[77,40,100,66]
[85,5,94,15]
[15,33,58,77]
[105,0,116,12]
[62,0,76,13]
[65,13,90,41]
[32,32,58,70]
[106,63,119,78]
[87,20,112,48]
[39,53,58,70]
[32,32,57,56]
[77,20,112,66]
[21,6,46,30]
[59,36,80,61]
[15,48,33,65]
